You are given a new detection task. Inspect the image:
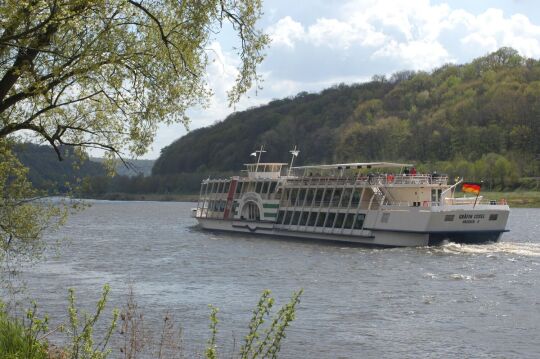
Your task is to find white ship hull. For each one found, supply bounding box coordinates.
[196,204,509,247]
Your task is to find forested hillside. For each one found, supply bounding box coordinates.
[13,143,105,193]
[154,48,540,183]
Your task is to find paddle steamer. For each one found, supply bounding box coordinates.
[193,147,509,247]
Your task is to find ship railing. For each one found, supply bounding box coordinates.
[369,174,448,185]
[443,197,506,206]
[285,174,448,187]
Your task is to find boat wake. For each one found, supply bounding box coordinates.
[433,241,540,257]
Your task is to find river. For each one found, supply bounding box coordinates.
[13,201,540,358]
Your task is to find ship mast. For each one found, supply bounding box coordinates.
[288,145,300,176]
[251,145,266,172]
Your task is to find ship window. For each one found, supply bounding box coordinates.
[284,211,292,225]
[298,189,307,205]
[321,190,332,206]
[344,214,354,229]
[235,182,242,194]
[332,190,342,207]
[269,181,277,193]
[284,189,290,201]
[292,211,301,225]
[277,210,285,224]
[308,212,317,226]
[354,214,365,229]
[351,190,361,206]
[381,212,390,223]
[314,189,323,205]
[489,214,498,221]
[316,213,327,227]
[262,181,269,194]
[335,213,345,228]
[255,182,262,193]
[300,212,309,226]
[224,182,230,193]
[306,188,315,206]
[444,214,455,222]
[341,189,352,207]
[290,189,298,206]
[325,213,336,228]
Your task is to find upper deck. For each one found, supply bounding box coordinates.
[243,163,288,179]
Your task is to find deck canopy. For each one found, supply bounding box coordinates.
[293,162,413,170]
[244,163,288,179]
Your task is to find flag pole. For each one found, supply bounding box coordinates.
[288,145,299,177]
[473,181,483,208]
[255,145,264,173]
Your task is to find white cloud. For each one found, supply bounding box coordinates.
[459,9,540,57]
[372,39,453,70]
[306,18,386,49]
[266,1,540,70]
[267,16,305,48]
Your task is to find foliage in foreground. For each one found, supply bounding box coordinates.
[207,289,303,359]
[0,301,49,359]
[1,286,303,359]
[0,140,67,270]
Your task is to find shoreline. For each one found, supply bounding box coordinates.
[86,193,199,202]
[84,191,540,207]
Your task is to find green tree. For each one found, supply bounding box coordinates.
[0,0,268,158]
[0,0,268,266]
[0,141,65,268]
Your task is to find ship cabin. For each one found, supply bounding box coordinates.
[195,161,456,234]
[195,163,288,221]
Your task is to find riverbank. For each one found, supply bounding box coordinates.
[481,191,540,208]
[88,192,199,202]
[85,191,540,207]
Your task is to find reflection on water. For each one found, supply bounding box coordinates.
[11,203,540,358]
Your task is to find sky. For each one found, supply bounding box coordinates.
[143,0,540,159]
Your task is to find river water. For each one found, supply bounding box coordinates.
[13,201,540,358]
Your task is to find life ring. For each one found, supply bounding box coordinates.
[422,201,429,207]
[386,174,395,184]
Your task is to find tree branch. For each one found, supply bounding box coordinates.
[0,4,59,103]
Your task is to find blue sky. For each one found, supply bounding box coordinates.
[145,0,540,159]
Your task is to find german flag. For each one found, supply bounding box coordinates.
[462,182,481,194]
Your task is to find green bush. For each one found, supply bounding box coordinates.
[0,302,49,359]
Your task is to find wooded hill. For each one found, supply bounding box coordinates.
[153,48,540,189]
[13,143,105,194]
